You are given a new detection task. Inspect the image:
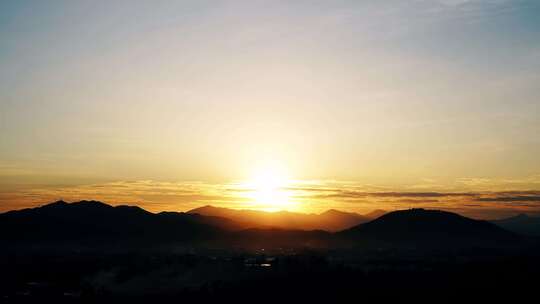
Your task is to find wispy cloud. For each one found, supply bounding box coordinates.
[476,196,540,202]
[2,179,540,219]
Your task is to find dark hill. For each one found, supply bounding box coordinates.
[364,209,387,219]
[339,208,518,248]
[0,200,229,247]
[157,211,244,231]
[491,214,540,236]
[1,203,524,252]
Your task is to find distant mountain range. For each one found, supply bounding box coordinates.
[0,201,525,251]
[491,214,540,237]
[187,205,384,231]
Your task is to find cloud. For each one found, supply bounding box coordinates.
[497,191,540,196]
[476,196,540,202]
[2,179,540,219]
[436,0,472,7]
[398,199,440,204]
[367,192,477,198]
[456,177,494,187]
[305,189,480,200]
[456,175,540,191]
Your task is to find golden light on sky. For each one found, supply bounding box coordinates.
[1,1,540,218]
[242,162,298,212]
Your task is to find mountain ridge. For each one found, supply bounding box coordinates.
[491,213,540,236]
[0,200,226,245]
[187,205,379,231]
[0,201,524,251]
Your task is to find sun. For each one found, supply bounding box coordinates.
[244,163,297,212]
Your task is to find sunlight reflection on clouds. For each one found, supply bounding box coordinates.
[2,179,540,219]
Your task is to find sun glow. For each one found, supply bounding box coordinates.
[244,163,297,212]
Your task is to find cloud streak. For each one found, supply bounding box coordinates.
[3,179,540,219]
[476,196,540,202]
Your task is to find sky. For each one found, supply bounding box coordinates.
[1,0,540,218]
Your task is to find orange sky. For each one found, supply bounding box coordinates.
[2,179,540,219]
[1,1,540,218]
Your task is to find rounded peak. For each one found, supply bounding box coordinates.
[396,208,448,214]
[201,205,217,209]
[322,209,340,214]
[372,208,465,224]
[197,205,217,209]
[72,200,112,207]
[188,205,221,213]
[321,209,350,216]
[40,200,69,209]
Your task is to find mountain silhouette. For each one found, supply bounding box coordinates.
[1,202,524,252]
[339,208,518,248]
[0,200,229,246]
[364,209,387,219]
[0,201,345,251]
[491,214,540,236]
[0,202,536,302]
[187,205,371,231]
